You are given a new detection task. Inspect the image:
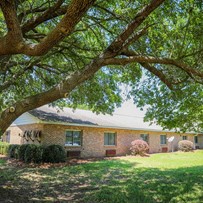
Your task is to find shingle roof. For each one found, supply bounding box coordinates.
[29,105,166,131]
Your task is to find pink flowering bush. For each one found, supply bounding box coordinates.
[178,140,194,152]
[130,139,149,156]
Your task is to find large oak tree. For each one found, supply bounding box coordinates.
[0,0,202,134]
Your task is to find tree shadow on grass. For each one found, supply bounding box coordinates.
[0,158,203,202]
[81,161,203,203]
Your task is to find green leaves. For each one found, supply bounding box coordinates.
[132,74,203,132]
[0,0,202,131]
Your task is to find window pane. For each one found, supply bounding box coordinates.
[66,131,81,146]
[160,135,166,144]
[140,134,149,143]
[109,134,115,145]
[73,131,81,146]
[194,136,198,144]
[66,131,72,137]
[182,136,187,140]
[66,135,73,145]
[104,133,109,145]
[73,131,80,138]
[104,133,115,145]
[73,140,81,146]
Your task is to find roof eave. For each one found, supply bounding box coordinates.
[39,120,195,134]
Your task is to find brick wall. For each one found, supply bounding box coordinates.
[5,123,199,157]
[41,124,196,157]
[4,124,44,145]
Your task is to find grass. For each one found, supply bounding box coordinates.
[0,151,203,203]
[0,158,6,165]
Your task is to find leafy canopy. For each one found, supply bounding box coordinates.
[0,0,202,132]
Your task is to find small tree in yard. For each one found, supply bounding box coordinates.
[130,139,149,156]
[178,140,194,152]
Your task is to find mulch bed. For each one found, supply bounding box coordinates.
[0,153,152,169]
[0,154,116,169]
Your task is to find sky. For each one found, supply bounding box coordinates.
[114,99,146,117]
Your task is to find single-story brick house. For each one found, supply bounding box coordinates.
[3,105,203,157]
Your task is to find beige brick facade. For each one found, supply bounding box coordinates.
[4,124,44,145]
[4,123,202,157]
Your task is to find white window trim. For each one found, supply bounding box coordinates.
[65,144,82,147]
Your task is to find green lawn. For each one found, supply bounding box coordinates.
[0,151,203,203]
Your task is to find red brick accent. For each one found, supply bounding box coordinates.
[106,149,116,156]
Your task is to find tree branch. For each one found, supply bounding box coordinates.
[103,54,203,79]
[139,62,174,90]
[94,4,128,23]
[106,0,165,56]
[21,0,66,34]
[0,0,96,56]
[178,48,203,59]
[122,24,152,49]
[0,60,41,92]
[21,0,96,56]
[0,0,23,50]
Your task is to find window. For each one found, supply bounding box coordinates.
[182,136,187,140]
[5,130,10,143]
[104,132,116,146]
[65,130,82,146]
[160,135,167,145]
[140,134,149,143]
[194,136,198,144]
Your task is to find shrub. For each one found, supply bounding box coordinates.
[24,144,44,163]
[178,140,194,152]
[0,142,9,155]
[33,145,44,163]
[43,144,66,163]
[18,144,30,161]
[8,144,20,158]
[130,139,149,156]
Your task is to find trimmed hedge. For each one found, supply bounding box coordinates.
[1,143,66,164]
[0,142,9,155]
[8,144,20,158]
[43,144,66,163]
[178,140,194,152]
[130,139,149,156]
[18,144,30,161]
[24,144,44,163]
